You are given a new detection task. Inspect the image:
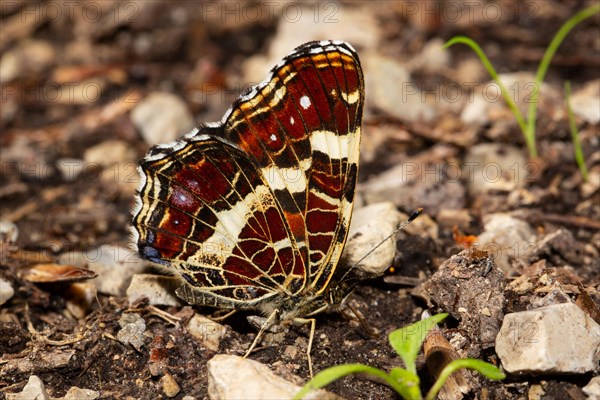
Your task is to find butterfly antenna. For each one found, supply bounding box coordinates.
[343,208,423,279]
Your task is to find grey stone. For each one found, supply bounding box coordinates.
[476,213,536,273]
[187,313,227,352]
[5,375,49,400]
[117,312,146,351]
[127,274,183,306]
[496,303,600,374]
[0,277,15,306]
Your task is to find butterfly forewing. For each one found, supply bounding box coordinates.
[132,40,364,314]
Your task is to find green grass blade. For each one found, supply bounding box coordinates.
[564,81,589,181]
[388,313,448,374]
[526,4,600,158]
[425,358,506,400]
[444,36,528,137]
[292,364,389,400]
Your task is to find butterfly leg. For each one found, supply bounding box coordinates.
[244,308,279,358]
[209,309,237,322]
[293,317,316,377]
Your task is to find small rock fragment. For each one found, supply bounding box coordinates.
[581,165,600,198]
[495,303,600,374]
[0,219,19,243]
[83,140,137,167]
[476,213,537,273]
[117,312,146,351]
[0,39,55,83]
[569,79,600,124]
[62,386,100,400]
[341,202,402,276]
[364,53,435,122]
[436,208,474,230]
[160,372,181,398]
[131,92,195,146]
[0,277,15,305]
[56,158,85,181]
[207,355,342,400]
[5,375,49,400]
[127,274,183,306]
[187,313,227,352]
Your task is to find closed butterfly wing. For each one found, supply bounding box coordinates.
[132,40,364,315]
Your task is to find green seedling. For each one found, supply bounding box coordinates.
[564,81,589,181]
[293,313,505,400]
[444,5,600,159]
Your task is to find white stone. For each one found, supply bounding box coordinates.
[160,372,180,398]
[187,313,227,352]
[59,245,147,296]
[495,303,600,374]
[131,92,195,146]
[127,274,183,306]
[0,277,15,306]
[476,213,536,273]
[62,386,100,400]
[570,79,600,124]
[341,202,402,276]
[0,219,19,243]
[408,38,450,72]
[461,95,489,125]
[207,355,340,400]
[583,375,600,398]
[5,375,49,400]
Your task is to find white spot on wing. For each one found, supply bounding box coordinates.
[261,166,307,193]
[270,134,277,142]
[341,89,360,104]
[300,95,311,109]
[310,130,348,159]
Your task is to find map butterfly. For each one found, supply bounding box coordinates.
[132,40,364,374]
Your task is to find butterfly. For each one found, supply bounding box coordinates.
[131,40,364,375]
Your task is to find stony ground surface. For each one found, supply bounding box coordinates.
[1,1,599,399]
